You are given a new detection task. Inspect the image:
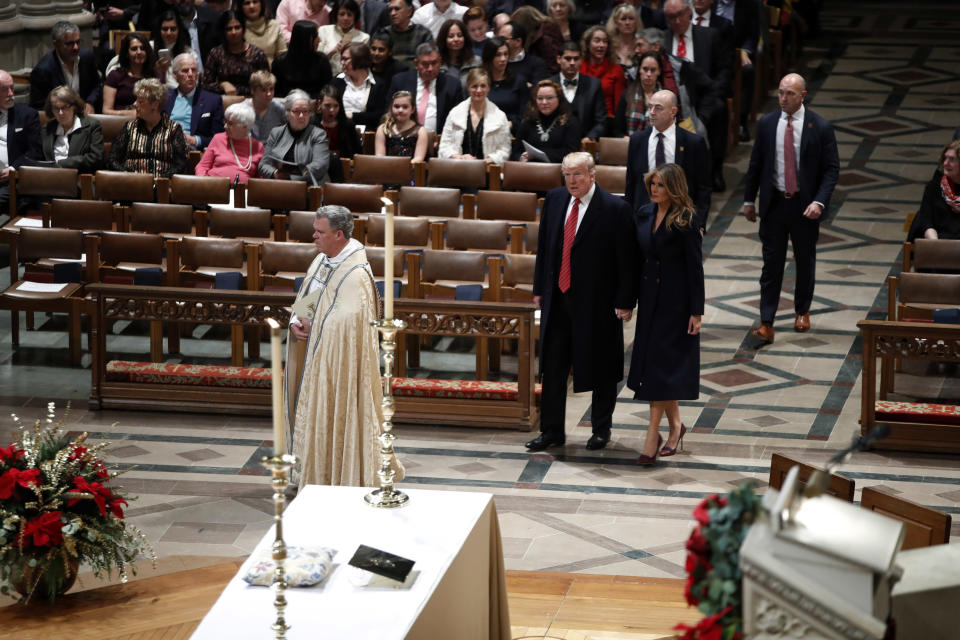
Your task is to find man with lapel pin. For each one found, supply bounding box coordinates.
[528,151,638,452]
[556,41,608,147]
[0,70,42,215]
[624,89,711,231]
[163,52,224,150]
[744,73,839,344]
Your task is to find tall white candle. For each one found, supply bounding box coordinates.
[381,196,395,319]
[266,318,285,456]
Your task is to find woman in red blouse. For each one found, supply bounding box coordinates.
[578,25,625,118]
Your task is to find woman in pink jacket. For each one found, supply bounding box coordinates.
[195,101,265,182]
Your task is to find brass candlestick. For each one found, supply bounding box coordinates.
[260,453,298,638]
[365,317,409,508]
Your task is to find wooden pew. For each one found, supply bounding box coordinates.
[860,486,951,550]
[768,452,855,502]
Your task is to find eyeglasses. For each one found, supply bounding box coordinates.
[51,105,74,113]
[290,109,311,116]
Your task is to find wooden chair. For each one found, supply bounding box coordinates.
[596,137,629,165]
[367,247,406,295]
[47,199,119,232]
[89,113,134,158]
[475,190,538,222]
[426,157,488,190]
[903,238,960,274]
[253,241,318,292]
[167,174,231,212]
[508,221,540,254]
[366,214,430,250]
[860,486,951,550]
[318,182,385,241]
[246,177,310,211]
[499,253,536,302]
[491,161,562,193]
[93,231,170,287]
[595,165,627,197]
[398,185,463,219]
[94,170,154,206]
[286,210,316,243]
[9,166,86,218]
[0,228,87,365]
[443,219,510,255]
[768,452,855,502]
[349,154,413,187]
[206,206,274,242]
[129,202,196,237]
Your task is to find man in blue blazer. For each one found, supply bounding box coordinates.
[29,22,102,112]
[163,53,224,150]
[528,151,638,452]
[0,71,42,214]
[388,42,463,135]
[743,73,839,343]
[625,90,711,231]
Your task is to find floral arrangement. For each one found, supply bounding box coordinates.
[676,482,761,640]
[0,403,155,602]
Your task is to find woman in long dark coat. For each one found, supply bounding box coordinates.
[627,163,704,465]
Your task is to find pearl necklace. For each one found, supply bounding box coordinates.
[229,134,253,171]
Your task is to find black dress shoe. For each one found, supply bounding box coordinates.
[525,434,565,451]
[712,174,726,192]
[585,433,610,450]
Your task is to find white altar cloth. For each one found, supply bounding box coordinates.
[191,485,510,639]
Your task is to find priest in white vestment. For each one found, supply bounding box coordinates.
[285,205,401,488]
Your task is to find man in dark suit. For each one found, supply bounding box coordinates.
[528,151,638,452]
[388,42,463,134]
[625,90,711,231]
[0,71,42,214]
[556,42,607,145]
[498,21,548,83]
[664,0,731,191]
[29,22,101,112]
[360,0,390,34]
[163,53,224,150]
[744,73,839,343]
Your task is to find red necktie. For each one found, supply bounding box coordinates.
[696,15,703,26]
[784,115,798,194]
[418,82,430,128]
[558,199,580,292]
[677,35,687,59]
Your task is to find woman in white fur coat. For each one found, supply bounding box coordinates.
[438,68,512,165]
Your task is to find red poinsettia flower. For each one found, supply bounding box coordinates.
[108,496,128,519]
[21,511,64,548]
[0,467,41,500]
[686,524,709,555]
[94,463,110,479]
[0,443,24,464]
[675,605,735,639]
[693,494,727,525]
[68,476,117,517]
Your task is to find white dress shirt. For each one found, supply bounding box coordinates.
[340,71,375,118]
[693,11,711,27]
[411,1,466,38]
[58,54,80,93]
[565,182,595,235]
[647,122,677,169]
[0,110,8,168]
[560,73,579,104]
[54,116,82,163]
[416,75,438,132]
[672,25,695,63]
[775,104,804,192]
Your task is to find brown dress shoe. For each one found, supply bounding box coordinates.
[794,313,810,332]
[752,323,775,343]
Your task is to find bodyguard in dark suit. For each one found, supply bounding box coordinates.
[527,151,638,452]
[556,41,607,142]
[29,22,102,112]
[162,53,224,149]
[744,73,839,343]
[41,87,104,174]
[625,90,711,231]
[361,0,390,34]
[388,42,463,134]
[0,71,42,213]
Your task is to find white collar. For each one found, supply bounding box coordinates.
[326,238,363,267]
[782,104,805,122]
[655,122,677,139]
[56,116,82,137]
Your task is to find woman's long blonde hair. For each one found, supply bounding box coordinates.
[644,163,695,230]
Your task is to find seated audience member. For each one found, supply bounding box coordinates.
[514,79,580,163]
[108,78,188,178]
[389,42,464,135]
[511,6,565,76]
[613,51,663,137]
[259,89,330,185]
[375,90,428,162]
[909,140,960,241]
[369,31,411,80]
[104,33,157,116]
[607,3,641,77]
[463,6,489,58]
[271,20,333,98]
[313,84,362,181]
[41,86,104,174]
[333,43,388,129]
[203,10,270,96]
[579,25,625,119]
[239,0,287,65]
[382,0,432,65]
[555,40,607,145]
[412,0,466,39]
[548,0,580,45]
[246,70,286,142]
[195,101,265,182]
[439,68,511,165]
[164,53,224,150]
[277,0,330,43]
[29,21,100,113]
[482,37,527,130]
[151,10,196,90]
[497,20,548,84]
[317,0,370,75]
[0,71,42,211]
[438,19,480,84]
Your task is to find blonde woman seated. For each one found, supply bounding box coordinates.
[375,90,428,162]
[438,68,511,164]
[195,101,265,182]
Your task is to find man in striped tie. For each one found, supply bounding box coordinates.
[743,73,839,344]
[528,152,639,452]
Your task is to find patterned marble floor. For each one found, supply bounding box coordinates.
[1,0,958,593]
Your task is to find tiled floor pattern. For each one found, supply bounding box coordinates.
[0,0,958,595]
